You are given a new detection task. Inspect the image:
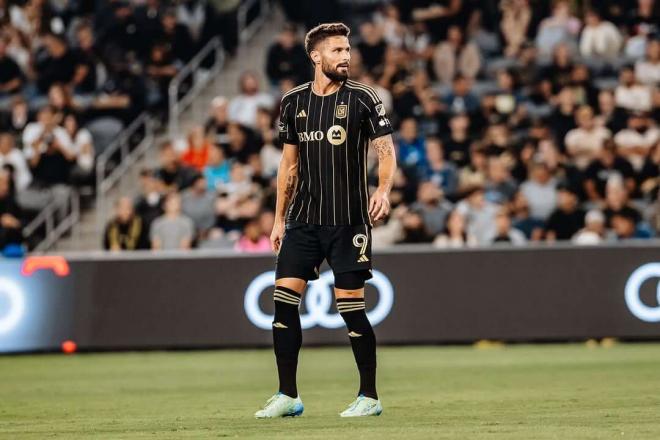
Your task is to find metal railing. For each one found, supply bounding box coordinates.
[23,190,80,253]
[168,36,225,140]
[95,114,155,231]
[238,0,271,45]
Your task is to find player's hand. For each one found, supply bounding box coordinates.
[369,188,391,222]
[270,220,285,254]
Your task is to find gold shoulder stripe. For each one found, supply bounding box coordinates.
[282,82,311,99]
[346,80,380,103]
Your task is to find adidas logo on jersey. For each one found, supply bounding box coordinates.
[357,255,369,263]
[297,109,307,118]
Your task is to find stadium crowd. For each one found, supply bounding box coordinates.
[0,0,242,252]
[100,0,660,252]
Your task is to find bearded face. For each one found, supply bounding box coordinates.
[314,35,351,82]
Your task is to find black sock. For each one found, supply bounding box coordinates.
[272,286,302,398]
[337,297,378,400]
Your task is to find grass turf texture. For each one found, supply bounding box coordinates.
[1,344,659,439]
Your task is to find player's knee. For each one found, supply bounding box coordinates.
[334,270,370,291]
[275,277,307,294]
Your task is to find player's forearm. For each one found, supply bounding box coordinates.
[275,156,299,222]
[372,134,396,194]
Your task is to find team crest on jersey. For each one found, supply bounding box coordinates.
[335,104,348,119]
[327,125,346,146]
[375,103,385,116]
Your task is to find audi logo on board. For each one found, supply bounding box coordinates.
[625,263,660,323]
[244,270,394,330]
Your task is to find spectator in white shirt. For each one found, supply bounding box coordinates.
[579,9,622,60]
[565,105,612,170]
[63,113,95,183]
[615,66,653,112]
[228,71,274,129]
[614,112,660,170]
[635,39,660,86]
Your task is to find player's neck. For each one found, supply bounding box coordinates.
[311,71,343,96]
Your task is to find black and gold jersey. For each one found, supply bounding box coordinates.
[278,80,393,226]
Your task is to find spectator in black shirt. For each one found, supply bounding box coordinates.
[0,170,22,249]
[134,168,164,231]
[603,181,642,227]
[546,185,585,241]
[104,196,150,251]
[154,141,197,191]
[145,42,179,117]
[0,36,23,97]
[158,9,195,64]
[205,96,229,145]
[72,22,100,94]
[357,21,387,74]
[265,24,310,87]
[34,33,79,94]
[584,142,636,202]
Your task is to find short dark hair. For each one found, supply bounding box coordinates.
[304,22,350,57]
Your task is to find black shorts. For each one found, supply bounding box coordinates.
[276,221,373,282]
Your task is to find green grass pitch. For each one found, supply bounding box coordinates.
[1,344,660,439]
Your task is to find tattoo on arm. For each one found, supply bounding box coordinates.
[372,135,395,161]
[284,171,297,204]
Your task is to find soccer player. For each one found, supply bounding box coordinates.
[254,23,396,418]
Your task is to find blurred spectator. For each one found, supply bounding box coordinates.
[181,174,215,238]
[579,9,622,60]
[572,209,607,245]
[34,33,80,95]
[396,118,426,176]
[565,105,611,170]
[433,24,481,85]
[487,206,526,245]
[0,170,22,249]
[398,209,434,244]
[265,24,309,86]
[422,137,458,197]
[433,208,477,248]
[583,141,636,202]
[484,155,516,204]
[134,168,164,230]
[215,162,262,232]
[611,212,652,240]
[545,185,585,241]
[181,125,212,171]
[603,181,642,228]
[456,186,499,245]
[103,197,149,251]
[499,0,531,58]
[535,0,581,57]
[442,75,479,116]
[615,66,653,112]
[613,112,660,170]
[410,181,452,236]
[519,162,557,221]
[150,192,194,250]
[203,144,231,192]
[154,141,197,191]
[23,106,75,187]
[205,96,230,145]
[635,39,660,86]
[234,216,271,253]
[228,72,273,129]
[511,192,545,241]
[0,132,31,191]
[63,113,94,186]
[442,113,471,168]
[0,35,23,100]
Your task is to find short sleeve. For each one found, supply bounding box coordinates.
[360,90,394,140]
[278,96,298,145]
